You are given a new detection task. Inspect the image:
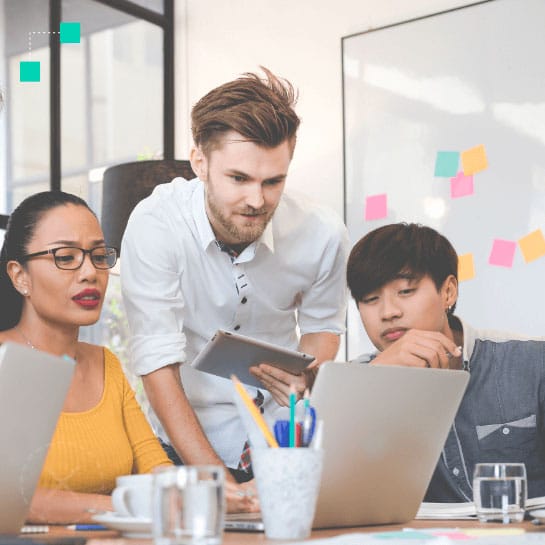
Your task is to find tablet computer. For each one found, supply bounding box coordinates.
[192,330,315,388]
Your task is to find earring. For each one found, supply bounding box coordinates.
[22,289,28,296]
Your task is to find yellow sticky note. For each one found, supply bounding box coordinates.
[461,144,488,175]
[518,229,545,263]
[458,253,475,282]
[464,528,525,537]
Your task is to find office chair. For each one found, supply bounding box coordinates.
[0,214,8,230]
[101,159,196,251]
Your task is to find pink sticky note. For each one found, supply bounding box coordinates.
[365,194,387,221]
[489,239,517,268]
[450,171,474,198]
[432,532,472,541]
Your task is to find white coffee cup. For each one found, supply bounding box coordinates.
[112,474,153,520]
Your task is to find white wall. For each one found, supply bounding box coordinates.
[0,1,7,215]
[174,0,476,216]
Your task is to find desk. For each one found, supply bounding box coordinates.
[31,519,545,544]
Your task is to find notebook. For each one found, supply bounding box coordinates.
[0,342,75,534]
[225,361,469,530]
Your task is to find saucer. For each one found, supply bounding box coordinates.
[92,512,152,538]
[529,509,545,524]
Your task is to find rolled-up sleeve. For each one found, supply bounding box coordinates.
[297,217,350,336]
[121,201,187,376]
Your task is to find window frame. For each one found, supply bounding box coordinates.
[48,0,174,191]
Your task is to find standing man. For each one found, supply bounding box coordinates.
[121,68,348,505]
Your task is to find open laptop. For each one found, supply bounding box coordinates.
[225,361,468,530]
[0,342,75,534]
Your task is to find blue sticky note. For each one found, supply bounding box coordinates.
[434,151,459,177]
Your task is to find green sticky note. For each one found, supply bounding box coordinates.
[434,151,459,177]
[60,22,81,43]
[20,61,40,82]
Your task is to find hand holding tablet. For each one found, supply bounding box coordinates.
[192,330,315,388]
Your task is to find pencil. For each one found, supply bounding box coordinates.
[231,375,279,448]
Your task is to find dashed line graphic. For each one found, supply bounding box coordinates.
[20,22,81,83]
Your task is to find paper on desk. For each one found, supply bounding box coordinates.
[289,529,545,545]
[417,497,545,520]
[416,502,476,520]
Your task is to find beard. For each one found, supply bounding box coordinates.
[206,191,276,245]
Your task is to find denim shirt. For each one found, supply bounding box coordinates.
[352,319,545,501]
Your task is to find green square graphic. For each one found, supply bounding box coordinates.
[20,61,40,82]
[60,22,81,43]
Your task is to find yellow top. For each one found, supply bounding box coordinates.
[38,348,172,493]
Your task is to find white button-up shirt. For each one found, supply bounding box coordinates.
[121,178,349,467]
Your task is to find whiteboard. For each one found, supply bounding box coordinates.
[343,0,545,358]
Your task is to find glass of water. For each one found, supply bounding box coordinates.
[473,463,527,523]
[153,465,225,545]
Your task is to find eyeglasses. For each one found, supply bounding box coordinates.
[21,246,118,270]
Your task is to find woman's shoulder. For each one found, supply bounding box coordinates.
[0,328,19,345]
[77,342,122,374]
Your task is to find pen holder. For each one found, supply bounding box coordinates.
[251,447,323,540]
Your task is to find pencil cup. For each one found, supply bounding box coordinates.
[152,465,225,545]
[252,448,324,540]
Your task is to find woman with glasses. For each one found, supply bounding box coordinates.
[0,191,171,523]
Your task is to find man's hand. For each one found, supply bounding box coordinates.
[249,332,340,406]
[225,480,259,513]
[249,363,314,406]
[372,329,461,369]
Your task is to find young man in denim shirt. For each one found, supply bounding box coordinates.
[347,223,545,502]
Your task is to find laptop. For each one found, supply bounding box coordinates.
[225,361,469,530]
[0,342,75,534]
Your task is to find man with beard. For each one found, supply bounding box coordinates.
[121,68,348,507]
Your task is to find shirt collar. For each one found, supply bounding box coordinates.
[456,316,472,371]
[193,180,217,251]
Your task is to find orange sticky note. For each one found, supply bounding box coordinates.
[461,144,488,175]
[458,253,475,282]
[518,229,545,263]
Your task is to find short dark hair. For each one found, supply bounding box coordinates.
[0,191,94,331]
[347,223,458,307]
[191,66,300,156]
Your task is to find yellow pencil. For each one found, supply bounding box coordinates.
[231,375,279,448]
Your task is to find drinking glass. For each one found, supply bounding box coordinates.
[473,463,527,523]
[153,465,225,545]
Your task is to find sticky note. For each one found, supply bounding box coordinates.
[458,253,475,282]
[431,531,472,540]
[373,530,435,540]
[461,144,488,175]
[60,22,81,43]
[464,528,525,536]
[489,239,517,268]
[450,172,474,198]
[20,61,40,82]
[434,151,459,177]
[518,229,545,263]
[364,194,387,221]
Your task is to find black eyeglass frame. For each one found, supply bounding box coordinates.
[20,246,119,270]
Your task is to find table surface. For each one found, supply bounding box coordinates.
[29,518,544,544]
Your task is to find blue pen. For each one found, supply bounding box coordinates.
[274,420,290,447]
[302,406,316,447]
[67,524,108,531]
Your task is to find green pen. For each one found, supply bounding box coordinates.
[289,385,296,447]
